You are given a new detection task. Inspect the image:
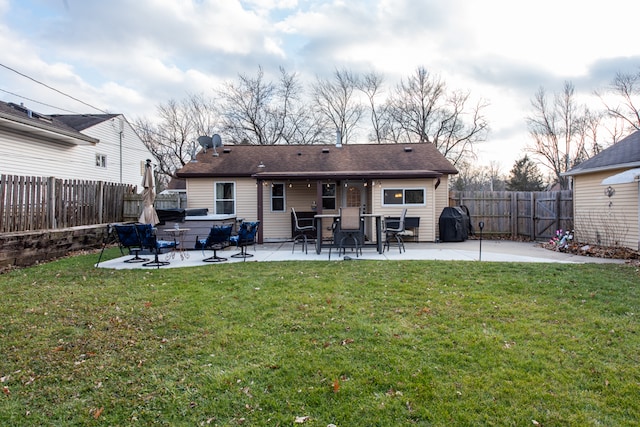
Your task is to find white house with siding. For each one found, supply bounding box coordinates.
[564,131,640,251]
[0,100,155,189]
[176,143,458,243]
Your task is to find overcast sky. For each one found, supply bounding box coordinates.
[1,0,639,172]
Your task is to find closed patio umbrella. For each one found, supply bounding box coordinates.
[138,159,160,225]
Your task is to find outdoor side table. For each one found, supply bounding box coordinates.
[162,227,190,260]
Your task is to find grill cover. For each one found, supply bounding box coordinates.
[438,207,469,242]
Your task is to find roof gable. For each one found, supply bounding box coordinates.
[565,130,640,176]
[177,143,458,179]
[52,114,119,131]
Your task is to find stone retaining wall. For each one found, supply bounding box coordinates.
[0,224,108,270]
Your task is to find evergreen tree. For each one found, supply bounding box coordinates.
[506,155,546,191]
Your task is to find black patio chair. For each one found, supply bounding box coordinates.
[196,224,233,262]
[329,207,363,260]
[112,223,149,263]
[291,207,316,254]
[135,223,177,268]
[384,208,407,253]
[230,221,260,260]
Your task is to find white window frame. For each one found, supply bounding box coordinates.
[271,182,286,212]
[95,153,107,168]
[214,181,236,215]
[381,187,426,206]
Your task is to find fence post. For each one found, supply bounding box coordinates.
[555,191,561,234]
[530,192,536,240]
[97,181,104,224]
[510,192,517,237]
[47,177,56,229]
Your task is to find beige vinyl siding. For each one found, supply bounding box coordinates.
[267,182,319,242]
[573,169,639,250]
[186,177,257,215]
[434,176,449,240]
[371,178,438,242]
[186,178,215,211]
[235,178,259,222]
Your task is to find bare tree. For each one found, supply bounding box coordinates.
[358,70,387,143]
[451,160,506,191]
[597,69,640,133]
[311,68,364,145]
[384,67,488,165]
[526,82,603,189]
[133,93,218,184]
[218,66,320,145]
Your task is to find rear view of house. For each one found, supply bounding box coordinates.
[177,142,458,243]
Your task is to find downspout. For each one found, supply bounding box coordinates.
[119,118,124,183]
[257,179,264,244]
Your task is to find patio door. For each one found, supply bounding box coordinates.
[343,182,370,238]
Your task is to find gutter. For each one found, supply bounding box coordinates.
[0,112,98,145]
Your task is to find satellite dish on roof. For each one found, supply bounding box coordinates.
[197,135,213,152]
[211,134,222,156]
[197,134,222,156]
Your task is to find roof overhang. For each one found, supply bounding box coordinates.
[252,170,444,180]
[563,161,640,177]
[601,168,640,185]
[0,113,98,146]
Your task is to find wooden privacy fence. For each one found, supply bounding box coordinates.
[123,192,187,222]
[449,190,573,241]
[0,174,133,233]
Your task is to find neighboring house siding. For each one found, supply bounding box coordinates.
[0,114,153,188]
[78,116,152,188]
[0,129,80,178]
[573,169,639,250]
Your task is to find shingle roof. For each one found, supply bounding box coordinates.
[52,114,118,131]
[565,130,640,176]
[177,143,458,180]
[0,101,98,145]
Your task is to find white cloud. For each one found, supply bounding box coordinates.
[1,0,640,170]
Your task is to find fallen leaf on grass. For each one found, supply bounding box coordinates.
[294,415,310,423]
[341,338,354,345]
[93,407,104,419]
[332,378,340,393]
[417,307,431,315]
[3,386,10,395]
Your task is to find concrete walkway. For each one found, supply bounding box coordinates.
[95,239,625,269]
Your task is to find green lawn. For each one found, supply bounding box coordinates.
[0,248,638,426]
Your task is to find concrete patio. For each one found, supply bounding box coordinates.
[95,239,625,269]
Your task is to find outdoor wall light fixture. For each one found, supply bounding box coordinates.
[605,186,615,197]
[258,161,265,168]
